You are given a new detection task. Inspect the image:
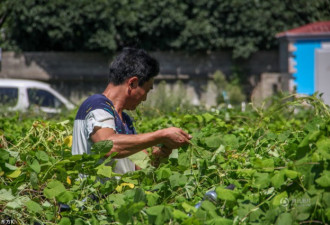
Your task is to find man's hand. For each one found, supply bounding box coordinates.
[159,127,192,149]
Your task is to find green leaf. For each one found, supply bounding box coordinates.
[173,209,188,220]
[205,135,222,149]
[57,191,74,203]
[316,171,330,187]
[316,137,330,159]
[169,172,187,188]
[252,172,270,189]
[30,159,41,173]
[128,150,149,169]
[284,169,298,179]
[253,158,274,172]
[25,200,43,213]
[6,196,30,209]
[0,189,15,201]
[96,164,112,178]
[91,140,113,155]
[182,202,197,213]
[223,134,239,149]
[272,191,288,206]
[271,171,285,188]
[146,205,173,225]
[58,217,71,225]
[43,180,66,199]
[5,162,18,170]
[156,167,172,181]
[30,172,38,189]
[178,152,190,167]
[74,218,85,225]
[36,151,49,162]
[275,213,293,225]
[215,187,238,201]
[6,169,21,178]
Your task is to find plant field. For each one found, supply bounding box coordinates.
[1,95,330,224]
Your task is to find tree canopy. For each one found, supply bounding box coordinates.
[1,0,330,58]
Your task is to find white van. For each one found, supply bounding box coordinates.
[0,79,75,114]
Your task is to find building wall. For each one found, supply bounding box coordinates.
[293,40,321,94]
[0,51,280,106]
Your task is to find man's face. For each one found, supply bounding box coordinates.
[127,78,154,110]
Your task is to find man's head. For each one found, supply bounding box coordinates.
[108,48,159,86]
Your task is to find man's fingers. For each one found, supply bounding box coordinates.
[179,129,192,140]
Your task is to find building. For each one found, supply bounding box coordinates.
[277,21,330,105]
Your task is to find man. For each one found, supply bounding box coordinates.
[72,48,192,174]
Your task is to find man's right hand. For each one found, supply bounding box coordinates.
[158,127,192,149]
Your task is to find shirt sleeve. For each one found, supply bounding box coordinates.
[85,109,116,138]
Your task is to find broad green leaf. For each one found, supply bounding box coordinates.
[275,213,293,225]
[205,135,222,149]
[284,169,298,179]
[173,209,188,220]
[182,202,197,213]
[252,172,270,189]
[30,172,38,188]
[146,205,172,225]
[223,134,239,149]
[215,187,238,201]
[6,196,30,209]
[104,203,114,216]
[35,150,49,162]
[30,159,41,173]
[43,180,66,199]
[271,171,285,188]
[272,191,288,206]
[0,189,15,201]
[5,162,18,170]
[128,150,149,169]
[7,169,21,178]
[91,140,113,155]
[74,218,85,225]
[96,164,112,178]
[169,172,187,188]
[178,152,190,167]
[57,191,74,203]
[156,167,172,181]
[316,171,330,187]
[146,192,160,206]
[25,200,43,213]
[253,158,274,172]
[316,137,330,159]
[206,217,233,225]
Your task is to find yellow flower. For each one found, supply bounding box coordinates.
[64,136,73,147]
[67,176,71,185]
[115,182,135,193]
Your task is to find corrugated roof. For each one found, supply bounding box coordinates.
[276,21,330,38]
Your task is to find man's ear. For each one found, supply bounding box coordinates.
[128,76,139,88]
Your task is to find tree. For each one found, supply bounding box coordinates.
[1,0,330,58]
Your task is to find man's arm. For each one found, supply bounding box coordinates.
[90,126,191,158]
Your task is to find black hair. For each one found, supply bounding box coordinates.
[108,48,159,86]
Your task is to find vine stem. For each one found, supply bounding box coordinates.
[239,193,276,224]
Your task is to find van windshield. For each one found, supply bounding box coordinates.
[0,87,18,107]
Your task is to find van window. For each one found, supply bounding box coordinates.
[27,88,63,108]
[0,87,18,107]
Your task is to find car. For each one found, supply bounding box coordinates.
[0,79,75,114]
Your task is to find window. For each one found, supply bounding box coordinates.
[27,88,63,108]
[0,87,18,107]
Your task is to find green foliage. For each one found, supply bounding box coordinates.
[213,70,246,104]
[0,94,330,224]
[1,0,330,57]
